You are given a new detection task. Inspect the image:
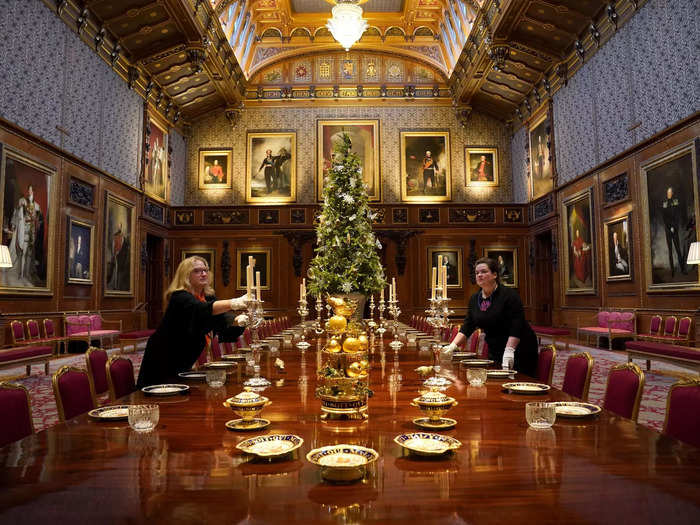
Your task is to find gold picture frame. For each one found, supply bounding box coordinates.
[104,192,136,297]
[66,216,95,285]
[561,187,596,295]
[603,213,633,282]
[144,110,169,203]
[465,147,499,187]
[198,149,232,190]
[427,247,463,288]
[246,132,296,204]
[640,139,699,291]
[483,247,518,288]
[236,248,272,291]
[400,131,451,202]
[316,119,380,202]
[182,249,216,287]
[528,105,555,201]
[0,145,57,295]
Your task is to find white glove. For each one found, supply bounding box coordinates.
[229,294,250,310]
[502,346,515,370]
[442,342,458,355]
[234,313,249,326]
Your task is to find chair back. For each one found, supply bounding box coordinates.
[663,378,700,448]
[468,329,482,353]
[597,311,611,328]
[10,320,27,345]
[211,336,222,360]
[89,314,102,331]
[677,317,692,339]
[536,344,556,385]
[26,319,41,340]
[85,346,109,395]
[562,352,594,400]
[648,315,662,335]
[106,356,136,401]
[43,318,58,338]
[603,363,645,421]
[243,328,252,345]
[662,316,678,337]
[52,366,97,421]
[0,382,34,447]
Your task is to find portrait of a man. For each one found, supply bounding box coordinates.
[484,248,518,287]
[428,248,463,288]
[401,131,451,202]
[529,113,554,200]
[145,115,168,201]
[563,188,596,294]
[67,217,93,284]
[247,132,296,203]
[604,215,631,281]
[0,147,54,294]
[198,149,232,190]
[104,193,133,296]
[466,147,499,187]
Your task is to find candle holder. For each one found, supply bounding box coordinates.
[243,297,271,388]
[296,298,311,350]
[377,297,387,336]
[387,298,403,351]
[314,295,324,335]
[425,293,453,373]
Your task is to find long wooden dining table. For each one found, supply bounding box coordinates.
[1,337,699,524]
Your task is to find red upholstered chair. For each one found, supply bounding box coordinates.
[637,315,663,341]
[602,362,645,421]
[537,344,557,385]
[106,356,136,401]
[243,328,252,345]
[52,366,97,421]
[9,320,28,346]
[43,318,67,354]
[467,328,483,354]
[0,382,34,447]
[221,341,234,355]
[661,316,678,339]
[663,377,700,448]
[562,352,594,401]
[211,336,222,360]
[656,316,693,345]
[26,319,42,342]
[85,346,109,396]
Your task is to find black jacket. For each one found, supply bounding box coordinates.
[137,290,245,387]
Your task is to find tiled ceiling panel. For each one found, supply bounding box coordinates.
[291,0,404,13]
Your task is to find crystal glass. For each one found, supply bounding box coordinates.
[206,369,227,388]
[128,405,159,433]
[525,402,556,429]
[466,367,487,387]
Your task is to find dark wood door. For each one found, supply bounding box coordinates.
[534,230,553,326]
[145,234,164,328]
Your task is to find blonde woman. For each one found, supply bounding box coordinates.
[137,256,249,387]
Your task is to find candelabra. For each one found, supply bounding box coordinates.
[425,294,453,372]
[243,297,271,387]
[314,295,324,335]
[296,298,311,350]
[387,298,403,351]
[377,296,387,336]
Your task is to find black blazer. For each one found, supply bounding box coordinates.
[137,290,245,387]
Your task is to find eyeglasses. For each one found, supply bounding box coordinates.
[192,268,209,274]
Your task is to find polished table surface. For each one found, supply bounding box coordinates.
[1,338,700,524]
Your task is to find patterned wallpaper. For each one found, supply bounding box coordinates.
[170,129,188,206]
[186,106,513,205]
[510,126,528,204]
[513,0,699,191]
[0,0,149,189]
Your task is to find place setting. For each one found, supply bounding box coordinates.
[236,434,304,461]
[223,390,273,431]
[141,384,191,396]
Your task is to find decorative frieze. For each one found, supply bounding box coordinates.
[203,209,249,225]
[448,208,496,223]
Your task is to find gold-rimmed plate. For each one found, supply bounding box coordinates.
[394,432,461,456]
[502,382,550,394]
[487,369,515,378]
[236,434,304,458]
[221,354,246,361]
[141,384,190,396]
[551,401,602,418]
[306,444,379,481]
[225,418,271,431]
[205,361,236,368]
[452,351,477,360]
[88,405,130,421]
[178,371,207,380]
[460,359,494,367]
[412,417,457,430]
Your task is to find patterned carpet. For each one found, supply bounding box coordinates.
[0,340,695,434]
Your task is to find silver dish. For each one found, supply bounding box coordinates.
[141,384,190,396]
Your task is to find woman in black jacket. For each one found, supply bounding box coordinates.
[137,256,248,387]
[444,257,538,377]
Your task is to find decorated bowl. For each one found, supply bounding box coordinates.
[411,391,458,421]
[394,432,462,456]
[223,391,271,421]
[306,444,379,482]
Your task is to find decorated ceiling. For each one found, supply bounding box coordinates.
[55,0,641,123]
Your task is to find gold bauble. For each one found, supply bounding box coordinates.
[359,359,369,370]
[347,362,367,378]
[358,334,369,350]
[328,297,345,307]
[327,315,347,333]
[343,337,361,353]
[326,338,342,353]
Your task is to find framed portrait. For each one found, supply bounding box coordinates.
[640,139,699,291]
[427,247,463,288]
[236,248,271,291]
[182,249,215,286]
[144,112,169,203]
[483,247,518,288]
[198,149,232,190]
[465,147,499,187]
[400,131,451,202]
[529,109,555,201]
[317,119,380,202]
[562,188,596,294]
[66,216,94,285]
[246,132,296,203]
[104,192,135,296]
[603,214,632,282]
[0,146,56,295]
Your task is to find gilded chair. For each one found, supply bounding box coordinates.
[636,315,663,341]
[9,320,28,346]
[602,362,645,421]
[0,382,34,447]
[43,318,67,354]
[536,344,557,385]
[106,356,136,402]
[663,377,700,448]
[656,317,693,345]
[562,352,595,401]
[52,366,97,422]
[85,346,109,396]
[660,316,678,339]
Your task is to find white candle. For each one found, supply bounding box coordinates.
[442,265,447,298]
[302,277,306,295]
[380,286,384,301]
[431,267,437,295]
[299,283,303,299]
[256,271,262,301]
[247,256,253,296]
[392,277,396,300]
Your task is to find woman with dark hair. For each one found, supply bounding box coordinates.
[444,257,538,376]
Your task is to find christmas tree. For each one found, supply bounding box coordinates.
[308,133,386,297]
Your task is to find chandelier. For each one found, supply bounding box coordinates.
[326,0,368,51]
